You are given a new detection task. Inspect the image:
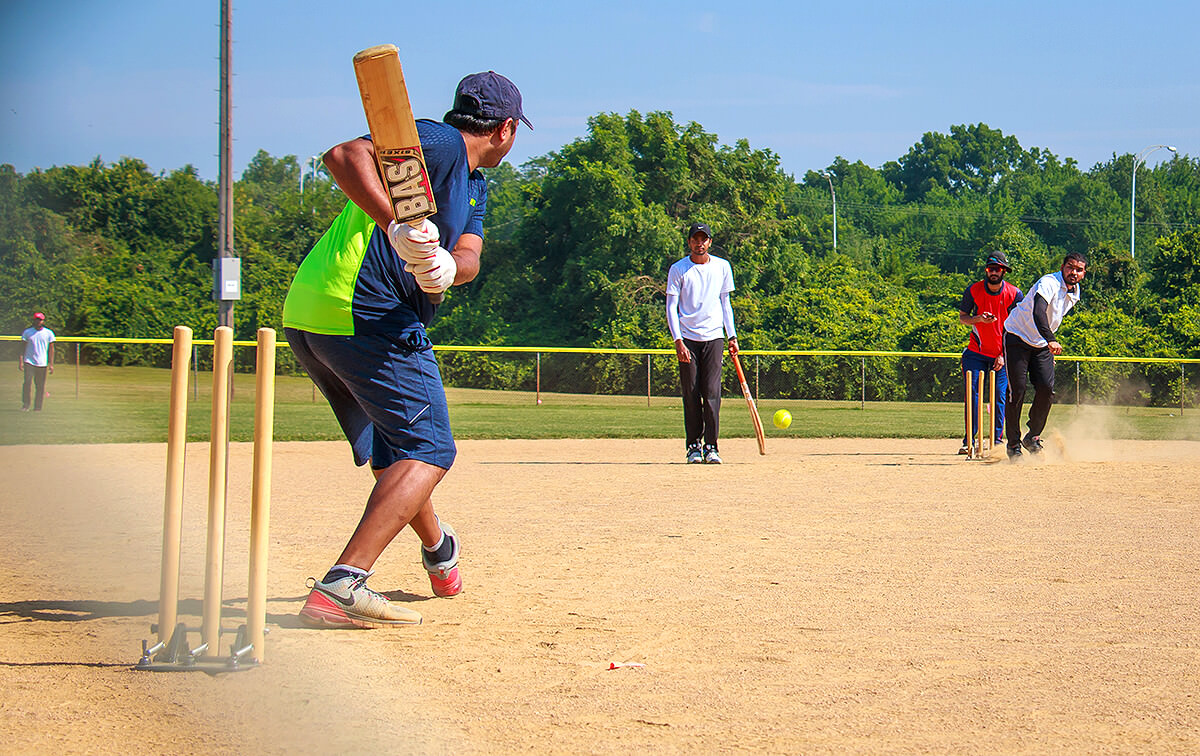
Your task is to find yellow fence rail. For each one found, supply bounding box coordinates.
[3,334,1196,412]
[3,335,1196,364]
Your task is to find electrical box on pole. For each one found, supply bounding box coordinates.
[213,257,242,301]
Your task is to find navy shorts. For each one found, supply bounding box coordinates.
[285,327,456,470]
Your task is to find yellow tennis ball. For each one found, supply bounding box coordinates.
[773,409,792,429]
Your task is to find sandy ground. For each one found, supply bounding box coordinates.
[1,435,1198,755]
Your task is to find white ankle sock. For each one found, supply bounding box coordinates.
[423,532,445,553]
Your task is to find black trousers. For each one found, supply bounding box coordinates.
[1004,333,1056,446]
[678,338,724,450]
[22,364,48,410]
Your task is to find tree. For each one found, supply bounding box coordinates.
[482,110,807,347]
[0,117,1194,407]
[1145,226,1200,303]
[883,123,1025,202]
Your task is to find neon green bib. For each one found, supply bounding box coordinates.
[282,202,376,335]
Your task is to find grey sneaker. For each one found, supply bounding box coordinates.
[1007,443,1023,461]
[422,521,462,597]
[686,446,704,464]
[299,571,422,628]
[703,446,722,464]
[1022,435,1043,454]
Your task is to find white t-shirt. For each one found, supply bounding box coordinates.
[22,326,56,367]
[665,255,736,342]
[1004,272,1081,348]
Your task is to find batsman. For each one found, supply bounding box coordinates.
[282,70,532,627]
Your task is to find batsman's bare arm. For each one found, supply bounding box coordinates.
[323,139,481,285]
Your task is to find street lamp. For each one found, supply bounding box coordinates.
[820,171,837,254]
[1130,144,1176,259]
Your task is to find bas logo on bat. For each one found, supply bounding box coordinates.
[379,147,434,223]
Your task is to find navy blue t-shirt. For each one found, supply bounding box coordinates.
[282,120,487,335]
[360,119,487,329]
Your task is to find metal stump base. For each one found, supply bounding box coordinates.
[135,623,260,674]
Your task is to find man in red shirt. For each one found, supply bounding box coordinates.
[957,251,1023,453]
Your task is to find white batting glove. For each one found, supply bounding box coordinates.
[387,218,440,265]
[405,246,457,294]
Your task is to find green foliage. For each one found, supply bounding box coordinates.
[0,113,1196,406]
[897,313,967,401]
[1059,308,1177,404]
[499,110,808,347]
[1146,226,1200,303]
[1161,304,1200,356]
[0,153,343,364]
[883,123,1025,201]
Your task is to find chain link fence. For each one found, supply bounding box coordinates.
[437,348,1198,412]
[2,338,1196,412]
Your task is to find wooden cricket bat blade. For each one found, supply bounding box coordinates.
[352,44,442,305]
[731,354,766,455]
[352,45,437,225]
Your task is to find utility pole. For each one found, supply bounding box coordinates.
[214,0,240,327]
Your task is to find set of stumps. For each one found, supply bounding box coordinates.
[136,326,275,673]
[964,369,998,460]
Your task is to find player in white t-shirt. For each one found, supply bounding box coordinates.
[665,223,738,464]
[20,312,56,412]
[1003,252,1087,459]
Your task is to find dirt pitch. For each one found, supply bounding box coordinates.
[1,435,1198,755]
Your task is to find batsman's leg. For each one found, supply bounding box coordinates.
[337,459,447,568]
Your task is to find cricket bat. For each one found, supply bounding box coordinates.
[352,44,442,304]
[731,352,767,455]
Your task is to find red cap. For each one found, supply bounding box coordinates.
[32,312,45,320]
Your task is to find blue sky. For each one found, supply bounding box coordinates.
[1,1,1194,181]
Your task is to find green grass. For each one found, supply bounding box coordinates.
[1,364,1197,445]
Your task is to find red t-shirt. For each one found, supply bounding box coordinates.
[958,280,1022,358]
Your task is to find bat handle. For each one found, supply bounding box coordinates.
[731,353,747,383]
[404,220,445,306]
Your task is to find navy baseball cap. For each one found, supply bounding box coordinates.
[454,72,533,130]
[985,250,1011,270]
[688,223,712,239]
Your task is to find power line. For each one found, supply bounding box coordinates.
[788,195,1194,231]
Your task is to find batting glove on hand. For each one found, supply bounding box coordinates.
[405,246,457,294]
[387,218,440,265]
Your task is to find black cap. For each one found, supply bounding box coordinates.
[985,250,1011,270]
[454,71,532,130]
[688,223,712,239]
